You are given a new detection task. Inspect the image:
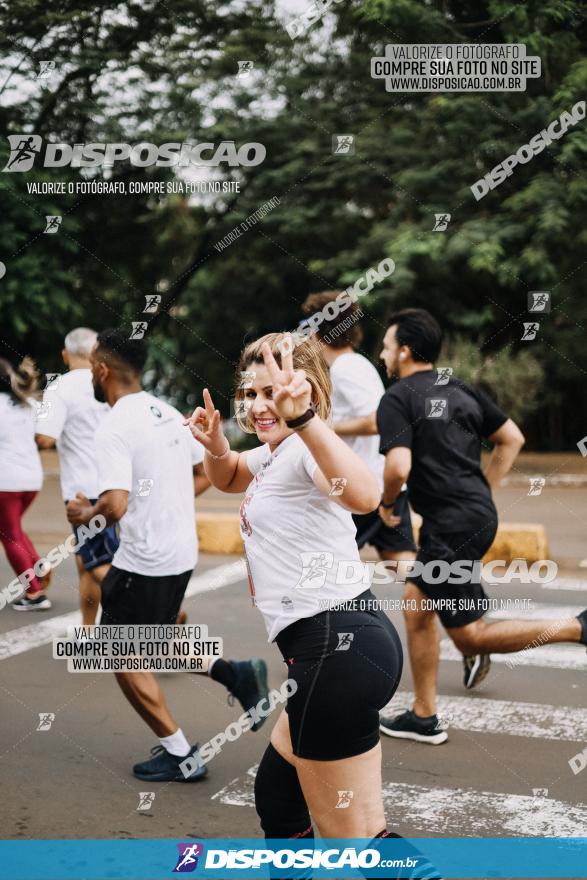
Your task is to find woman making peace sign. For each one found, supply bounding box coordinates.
[185,333,403,843]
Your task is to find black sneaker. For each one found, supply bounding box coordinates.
[12,593,52,611]
[462,654,491,689]
[132,744,208,782]
[380,709,448,745]
[577,610,587,646]
[227,658,269,731]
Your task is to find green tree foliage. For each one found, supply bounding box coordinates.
[0,0,585,445]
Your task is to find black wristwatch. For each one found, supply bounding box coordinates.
[286,404,316,430]
[380,498,396,509]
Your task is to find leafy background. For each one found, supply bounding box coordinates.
[1,0,585,446]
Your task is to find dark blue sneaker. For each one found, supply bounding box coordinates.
[577,610,587,646]
[132,744,208,782]
[227,658,269,731]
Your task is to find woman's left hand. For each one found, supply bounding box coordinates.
[262,337,312,422]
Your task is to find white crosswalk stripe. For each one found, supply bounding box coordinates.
[439,639,585,670]
[540,576,587,592]
[0,561,245,660]
[383,691,587,741]
[211,769,587,837]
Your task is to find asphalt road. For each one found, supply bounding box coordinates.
[1,550,586,842]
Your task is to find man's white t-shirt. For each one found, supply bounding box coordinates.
[329,352,385,491]
[241,432,369,642]
[0,393,43,492]
[95,391,204,577]
[37,369,109,500]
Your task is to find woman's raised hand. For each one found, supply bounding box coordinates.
[262,337,312,422]
[184,388,228,456]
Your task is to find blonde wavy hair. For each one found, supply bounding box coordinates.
[0,357,40,405]
[235,332,331,433]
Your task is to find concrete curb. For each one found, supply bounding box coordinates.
[197,515,550,562]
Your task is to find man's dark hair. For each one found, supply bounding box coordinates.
[387,308,442,363]
[301,291,363,349]
[96,327,147,377]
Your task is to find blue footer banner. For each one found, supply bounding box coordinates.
[0,838,586,879]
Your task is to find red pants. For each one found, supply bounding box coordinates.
[0,491,42,595]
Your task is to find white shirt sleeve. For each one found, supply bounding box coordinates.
[301,447,318,481]
[95,427,133,494]
[333,362,383,416]
[35,388,67,439]
[246,444,268,475]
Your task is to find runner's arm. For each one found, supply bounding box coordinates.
[66,489,128,527]
[333,412,377,436]
[298,417,380,513]
[484,419,525,490]
[35,433,56,449]
[204,450,254,493]
[381,446,411,506]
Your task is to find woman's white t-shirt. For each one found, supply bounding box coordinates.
[241,432,369,641]
[0,393,43,492]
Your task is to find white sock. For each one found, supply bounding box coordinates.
[159,728,190,757]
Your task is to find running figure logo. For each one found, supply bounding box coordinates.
[528,291,551,313]
[173,843,204,873]
[44,215,62,234]
[143,294,161,313]
[335,632,354,651]
[35,400,53,420]
[521,322,539,341]
[45,373,61,391]
[426,398,448,419]
[434,367,453,385]
[137,792,155,811]
[37,713,56,731]
[37,60,56,79]
[136,479,154,497]
[296,552,333,589]
[129,321,148,340]
[332,135,355,155]
[3,134,42,172]
[233,399,248,420]
[528,477,545,496]
[328,477,347,496]
[336,790,354,808]
[237,61,254,78]
[239,370,256,390]
[432,213,451,231]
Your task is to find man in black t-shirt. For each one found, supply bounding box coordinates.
[376,308,586,745]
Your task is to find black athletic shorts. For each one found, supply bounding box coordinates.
[100,566,192,626]
[409,520,498,628]
[275,590,403,760]
[352,491,416,553]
